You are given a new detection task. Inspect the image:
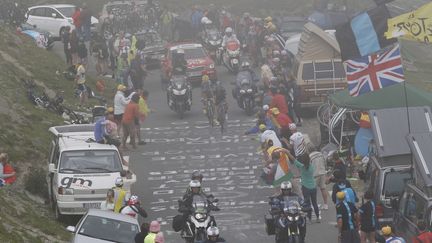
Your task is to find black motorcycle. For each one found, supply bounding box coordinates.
[167,75,192,119]
[202,28,222,65]
[233,71,256,116]
[266,197,307,243]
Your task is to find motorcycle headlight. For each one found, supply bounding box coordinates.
[240,90,246,94]
[287,216,294,221]
[208,63,215,69]
[295,216,300,221]
[195,213,205,220]
[232,58,239,64]
[247,89,253,93]
[173,89,187,95]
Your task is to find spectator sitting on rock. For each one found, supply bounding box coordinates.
[0,153,16,185]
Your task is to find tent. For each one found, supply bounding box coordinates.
[329,83,432,110]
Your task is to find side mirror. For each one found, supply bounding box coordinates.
[66,226,76,233]
[51,13,57,18]
[48,163,56,173]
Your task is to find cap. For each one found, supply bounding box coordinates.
[117,84,126,91]
[262,105,269,111]
[271,107,280,115]
[381,226,392,236]
[259,124,267,131]
[289,123,297,131]
[336,191,345,200]
[106,107,114,114]
[149,220,161,232]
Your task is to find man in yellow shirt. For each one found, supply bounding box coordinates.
[144,221,160,243]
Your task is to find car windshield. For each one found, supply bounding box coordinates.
[383,169,411,197]
[59,150,122,173]
[78,215,139,243]
[56,7,75,18]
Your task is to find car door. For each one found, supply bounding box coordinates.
[43,7,63,36]
[26,7,46,30]
[395,189,427,240]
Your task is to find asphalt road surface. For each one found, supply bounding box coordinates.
[52,42,338,242]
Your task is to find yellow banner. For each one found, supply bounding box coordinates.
[385,2,432,43]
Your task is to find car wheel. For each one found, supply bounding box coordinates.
[59,27,66,42]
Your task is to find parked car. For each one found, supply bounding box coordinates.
[47,124,136,220]
[66,209,140,243]
[360,107,432,226]
[18,23,55,49]
[135,29,166,69]
[26,4,99,38]
[161,42,216,85]
[393,131,432,240]
[277,16,306,39]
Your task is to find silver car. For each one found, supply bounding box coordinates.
[66,209,140,243]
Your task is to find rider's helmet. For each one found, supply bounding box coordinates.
[207,226,220,241]
[127,195,139,205]
[241,61,250,70]
[201,16,210,24]
[381,226,392,236]
[272,50,280,57]
[191,170,204,182]
[280,181,292,196]
[225,27,233,37]
[189,180,201,194]
[115,177,124,187]
[241,79,249,86]
[272,57,280,65]
[264,16,272,23]
[281,50,288,56]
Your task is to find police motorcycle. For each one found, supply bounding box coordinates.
[201,17,222,65]
[167,74,192,119]
[232,63,257,116]
[222,39,241,73]
[178,195,219,243]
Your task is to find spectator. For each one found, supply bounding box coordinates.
[94,108,120,147]
[155,232,165,243]
[62,26,72,65]
[71,7,81,37]
[271,107,292,131]
[331,170,358,205]
[79,3,92,42]
[270,87,289,115]
[135,222,150,243]
[413,221,432,243]
[92,35,109,76]
[191,5,204,36]
[0,153,16,185]
[289,152,320,223]
[122,94,140,150]
[70,30,79,65]
[129,53,146,90]
[160,8,173,41]
[100,189,115,211]
[77,38,88,69]
[336,191,361,243]
[310,148,328,210]
[144,221,161,243]
[75,61,87,107]
[114,84,131,125]
[137,89,151,145]
[359,191,377,243]
[259,124,282,148]
[382,226,406,243]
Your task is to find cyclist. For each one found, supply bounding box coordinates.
[214,81,228,123]
[201,74,218,125]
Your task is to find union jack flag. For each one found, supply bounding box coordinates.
[346,44,405,97]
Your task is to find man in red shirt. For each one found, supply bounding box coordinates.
[72,7,81,36]
[122,94,140,149]
[271,108,292,129]
[413,221,432,243]
[270,89,289,115]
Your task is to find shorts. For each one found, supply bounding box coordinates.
[315,175,326,190]
[360,226,376,233]
[114,114,123,123]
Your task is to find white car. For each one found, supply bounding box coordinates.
[26,4,99,38]
[66,209,140,243]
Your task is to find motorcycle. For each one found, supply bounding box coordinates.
[203,29,222,65]
[167,75,192,119]
[222,40,241,74]
[266,197,307,243]
[233,71,256,116]
[179,195,219,243]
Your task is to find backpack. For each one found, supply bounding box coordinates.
[337,185,356,204]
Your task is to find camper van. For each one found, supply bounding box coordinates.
[47,124,136,220]
[293,22,346,107]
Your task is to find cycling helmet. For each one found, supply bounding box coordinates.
[202,75,210,83]
[207,226,220,237]
[128,195,139,205]
[191,170,204,182]
[225,27,233,34]
[264,16,272,23]
[381,226,392,236]
[115,177,124,187]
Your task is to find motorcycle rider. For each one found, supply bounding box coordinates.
[233,61,258,100]
[269,181,306,243]
[221,27,240,48]
[214,80,228,122]
[119,195,148,220]
[113,177,129,213]
[171,49,188,76]
[204,226,226,242]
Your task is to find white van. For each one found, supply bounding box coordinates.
[47,124,136,220]
[26,4,98,38]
